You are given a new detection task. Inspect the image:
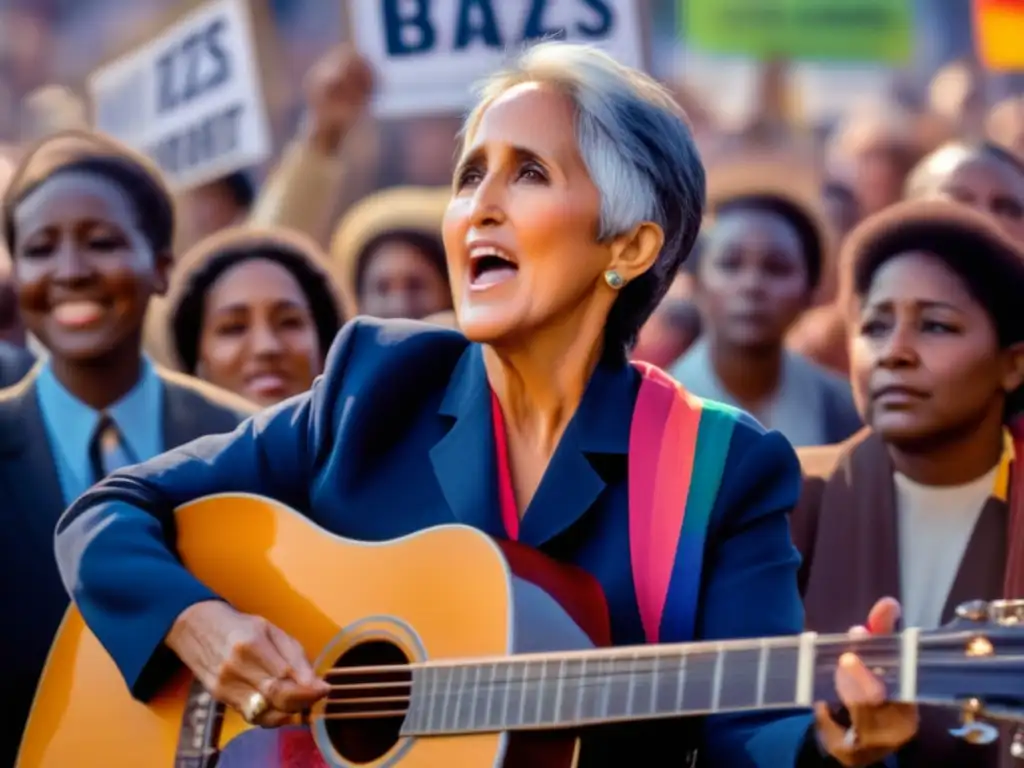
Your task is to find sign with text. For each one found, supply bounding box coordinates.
[88,0,272,190]
[684,0,913,64]
[974,0,1024,71]
[350,0,645,118]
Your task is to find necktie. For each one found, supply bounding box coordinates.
[88,412,131,484]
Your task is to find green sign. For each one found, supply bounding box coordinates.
[683,0,914,63]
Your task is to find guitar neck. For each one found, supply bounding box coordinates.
[402,630,925,735]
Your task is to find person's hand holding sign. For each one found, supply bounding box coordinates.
[303,46,374,156]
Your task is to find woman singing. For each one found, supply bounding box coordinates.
[55,44,910,766]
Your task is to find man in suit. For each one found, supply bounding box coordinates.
[0,130,257,766]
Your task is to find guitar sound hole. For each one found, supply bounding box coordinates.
[325,640,411,764]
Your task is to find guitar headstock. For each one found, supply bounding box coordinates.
[917,600,1024,751]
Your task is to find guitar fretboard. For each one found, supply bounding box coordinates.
[397,630,923,735]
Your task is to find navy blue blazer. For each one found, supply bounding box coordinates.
[56,317,826,767]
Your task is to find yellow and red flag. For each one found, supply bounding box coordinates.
[975,0,1024,70]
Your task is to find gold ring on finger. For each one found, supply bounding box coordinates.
[241,690,270,724]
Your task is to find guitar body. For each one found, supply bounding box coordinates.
[18,494,607,768]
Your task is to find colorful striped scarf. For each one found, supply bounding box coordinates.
[629,362,736,643]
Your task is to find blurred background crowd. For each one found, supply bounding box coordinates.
[1,0,1021,421]
[0,1,1021,398]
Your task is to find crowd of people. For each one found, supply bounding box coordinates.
[2,23,1024,768]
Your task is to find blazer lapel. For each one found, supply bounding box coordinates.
[517,362,633,547]
[855,434,903,607]
[0,375,68,554]
[161,379,209,449]
[837,431,902,602]
[429,346,505,538]
[429,349,634,546]
[940,497,1007,622]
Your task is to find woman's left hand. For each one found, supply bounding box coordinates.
[814,597,920,766]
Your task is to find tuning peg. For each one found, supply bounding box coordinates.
[955,600,991,622]
[1012,727,1024,760]
[949,698,1000,745]
[989,600,1024,626]
[950,722,999,745]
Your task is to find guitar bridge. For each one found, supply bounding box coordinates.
[175,680,225,768]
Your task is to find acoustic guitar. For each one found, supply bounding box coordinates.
[17,493,1024,767]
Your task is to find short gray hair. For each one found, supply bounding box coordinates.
[461,42,706,359]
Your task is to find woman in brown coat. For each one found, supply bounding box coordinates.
[793,199,1024,766]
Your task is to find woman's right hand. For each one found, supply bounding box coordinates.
[166,600,330,727]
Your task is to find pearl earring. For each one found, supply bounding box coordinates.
[604,270,625,289]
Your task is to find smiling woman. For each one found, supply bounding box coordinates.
[167,226,346,406]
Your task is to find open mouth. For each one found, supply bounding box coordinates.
[469,245,518,289]
[51,300,108,329]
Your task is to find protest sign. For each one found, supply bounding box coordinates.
[974,0,1024,71]
[87,0,274,190]
[349,0,645,118]
[684,0,913,64]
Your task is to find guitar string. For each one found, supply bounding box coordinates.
[315,645,980,692]
[304,650,1022,719]
[308,661,896,722]
[310,655,909,717]
[321,654,904,695]
[313,631,984,680]
[315,645,1012,692]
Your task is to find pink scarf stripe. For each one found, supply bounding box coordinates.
[629,362,704,643]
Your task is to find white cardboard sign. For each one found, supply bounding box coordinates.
[351,0,645,118]
[88,0,272,191]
